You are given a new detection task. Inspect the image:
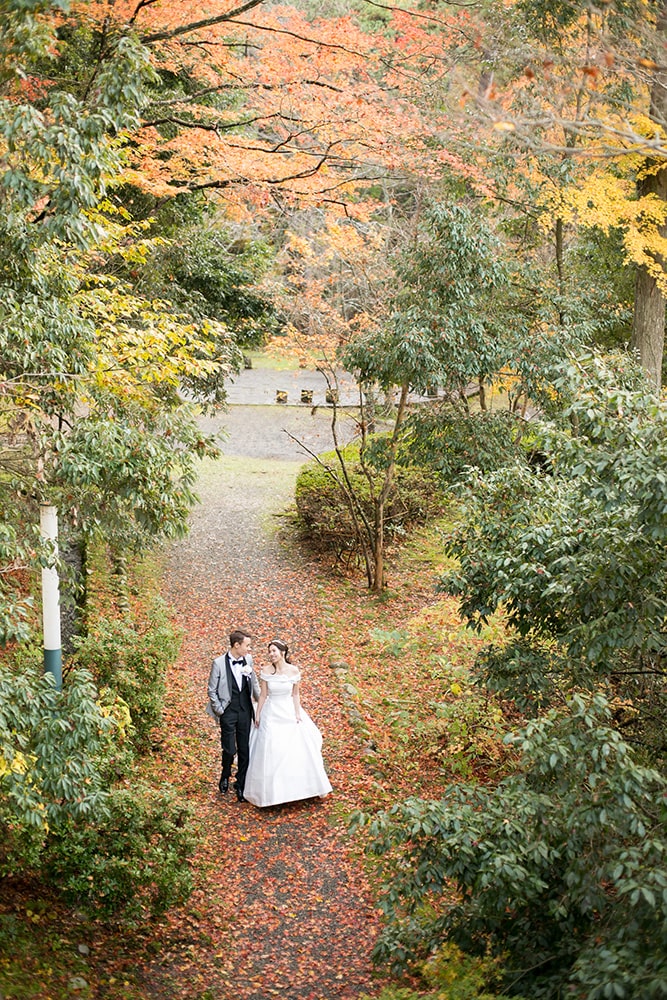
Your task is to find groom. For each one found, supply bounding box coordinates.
[208,628,260,802]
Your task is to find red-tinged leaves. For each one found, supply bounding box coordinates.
[125,459,383,999]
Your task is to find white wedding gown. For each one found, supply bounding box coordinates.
[244,671,333,807]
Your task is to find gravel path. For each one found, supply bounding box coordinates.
[147,403,380,1000]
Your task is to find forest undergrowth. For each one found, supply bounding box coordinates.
[1,499,513,1000]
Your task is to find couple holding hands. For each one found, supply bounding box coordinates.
[207,629,333,807]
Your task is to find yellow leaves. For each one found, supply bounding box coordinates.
[492,121,515,132]
[624,223,667,292]
[97,689,133,737]
[116,167,184,199]
[286,234,313,259]
[556,173,635,231]
[324,218,384,258]
[67,216,225,400]
[529,80,667,283]
[551,169,667,294]
[0,749,33,777]
[88,294,220,391]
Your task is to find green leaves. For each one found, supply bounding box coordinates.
[344,202,521,397]
[72,602,180,748]
[0,665,114,876]
[0,7,228,643]
[44,782,196,921]
[0,29,151,244]
[441,355,667,755]
[359,694,667,998]
[139,226,278,354]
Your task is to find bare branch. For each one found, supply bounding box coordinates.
[226,18,368,58]
[140,0,266,44]
[362,0,479,23]
[141,111,302,132]
[129,0,159,27]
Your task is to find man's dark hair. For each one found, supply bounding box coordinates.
[229,629,251,648]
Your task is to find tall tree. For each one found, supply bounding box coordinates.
[57,0,451,212]
[631,1,667,387]
[341,201,532,591]
[0,2,225,643]
[443,0,667,385]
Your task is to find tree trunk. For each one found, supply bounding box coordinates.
[60,527,86,658]
[555,216,565,325]
[631,2,667,390]
[632,243,666,390]
[373,502,384,596]
[478,374,487,411]
[370,382,410,593]
[111,547,131,616]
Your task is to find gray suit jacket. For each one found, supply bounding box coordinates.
[207,652,260,717]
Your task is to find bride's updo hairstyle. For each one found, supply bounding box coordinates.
[268,638,291,668]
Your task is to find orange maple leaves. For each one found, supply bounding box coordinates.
[61,1,470,213]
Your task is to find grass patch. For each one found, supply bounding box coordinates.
[245,350,302,371]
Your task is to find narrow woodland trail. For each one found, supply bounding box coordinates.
[145,405,381,1000]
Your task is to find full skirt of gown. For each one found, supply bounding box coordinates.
[244,673,333,807]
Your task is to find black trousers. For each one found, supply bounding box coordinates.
[220,706,252,791]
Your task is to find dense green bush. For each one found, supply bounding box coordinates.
[1,605,193,923]
[44,782,195,922]
[357,694,667,999]
[0,664,117,877]
[141,227,279,348]
[362,941,517,999]
[295,443,444,562]
[473,635,574,714]
[442,359,667,758]
[72,599,180,747]
[405,406,526,485]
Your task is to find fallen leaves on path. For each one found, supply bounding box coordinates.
[133,506,384,999]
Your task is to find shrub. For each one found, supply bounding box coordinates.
[405,406,525,486]
[44,782,195,922]
[0,664,115,877]
[473,635,576,713]
[433,686,509,780]
[359,942,516,999]
[295,442,444,563]
[356,694,667,999]
[72,599,180,748]
[442,367,667,759]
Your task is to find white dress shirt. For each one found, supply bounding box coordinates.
[229,653,247,691]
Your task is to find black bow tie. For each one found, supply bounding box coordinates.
[231,657,246,667]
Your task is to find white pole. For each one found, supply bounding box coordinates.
[40,503,62,690]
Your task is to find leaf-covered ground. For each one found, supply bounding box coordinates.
[1,403,511,999]
[130,404,512,1000]
[129,407,384,999]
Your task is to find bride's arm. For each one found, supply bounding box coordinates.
[292,680,302,723]
[254,679,268,727]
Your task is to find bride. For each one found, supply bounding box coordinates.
[243,639,333,808]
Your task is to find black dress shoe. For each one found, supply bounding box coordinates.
[236,788,246,802]
[219,776,229,793]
